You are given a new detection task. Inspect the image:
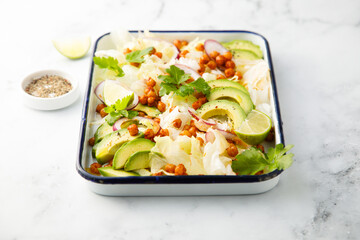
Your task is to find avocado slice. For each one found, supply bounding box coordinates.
[196,100,246,129]
[124,150,151,171]
[113,138,155,169]
[208,87,254,115]
[134,104,160,117]
[207,79,249,95]
[231,49,260,61]
[98,167,139,177]
[94,122,113,144]
[222,40,263,59]
[93,129,142,165]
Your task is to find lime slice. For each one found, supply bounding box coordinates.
[142,38,178,63]
[235,110,272,145]
[52,36,91,59]
[103,80,133,106]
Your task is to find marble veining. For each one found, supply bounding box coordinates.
[0,0,359,239]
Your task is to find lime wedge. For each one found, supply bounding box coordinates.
[235,110,272,145]
[52,36,91,59]
[103,80,133,106]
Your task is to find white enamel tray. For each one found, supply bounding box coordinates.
[77,30,285,196]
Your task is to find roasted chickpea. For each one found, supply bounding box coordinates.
[181,40,188,47]
[198,63,206,73]
[152,172,164,176]
[225,60,235,69]
[146,78,156,87]
[180,50,189,58]
[180,130,192,137]
[147,90,157,98]
[154,118,161,124]
[192,100,202,110]
[164,163,176,173]
[144,86,152,94]
[223,51,232,60]
[99,108,108,118]
[172,119,182,128]
[207,60,217,70]
[96,103,107,113]
[199,54,210,64]
[266,127,275,141]
[130,62,140,67]
[174,164,187,176]
[226,144,238,157]
[155,52,162,58]
[138,111,146,117]
[149,47,156,55]
[256,144,265,153]
[127,124,139,136]
[173,39,182,49]
[209,51,220,59]
[90,162,102,175]
[195,43,204,51]
[139,95,148,105]
[123,48,131,54]
[190,120,196,127]
[147,97,156,106]
[183,125,190,131]
[216,74,226,80]
[215,55,226,66]
[159,128,169,137]
[144,129,155,140]
[196,137,204,146]
[235,71,243,80]
[199,97,207,104]
[194,91,205,99]
[225,68,235,78]
[104,159,113,167]
[88,137,95,146]
[189,126,197,136]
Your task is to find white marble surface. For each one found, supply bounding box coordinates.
[1,0,359,239]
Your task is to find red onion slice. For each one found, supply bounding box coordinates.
[113,118,131,131]
[188,109,200,121]
[204,39,229,57]
[126,92,139,110]
[205,131,216,143]
[175,64,201,80]
[94,81,105,102]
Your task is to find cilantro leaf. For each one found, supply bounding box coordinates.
[231,144,294,175]
[127,110,139,119]
[114,94,134,111]
[177,85,194,97]
[105,112,123,126]
[103,93,138,126]
[232,147,269,175]
[165,65,191,84]
[126,47,154,63]
[188,77,211,97]
[159,82,178,96]
[93,56,124,77]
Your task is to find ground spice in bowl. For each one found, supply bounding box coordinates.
[25,75,72,98]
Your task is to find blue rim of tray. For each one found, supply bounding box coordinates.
[76,30,285,184]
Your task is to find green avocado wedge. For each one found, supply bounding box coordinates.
[113,138,155,170]
[133,104,161,117]
[196,100,246,130]
[93,129,143,165]
[207,79,249,95]
[222,40,263,59]
[124,150,151,171]
[98,167,139,177]
[231,49,260,61]
[208,87,254,115]
[94,122,113,144]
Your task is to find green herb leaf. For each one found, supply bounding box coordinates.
[93,56,124,77]
[103,93,137,126]
[231,147,269,175]
[188,77,211,97]
[105,112,122,126]
[159,82,178,96]
[127,110,139,119]
[177,85,194,97]
[114,94,134,111]
[231,144,294,175]
[125,47,154,63]
[165,65,191,84]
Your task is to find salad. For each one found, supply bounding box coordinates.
[86,30,294,177]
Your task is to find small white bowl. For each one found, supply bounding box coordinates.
[21,69,80,110]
